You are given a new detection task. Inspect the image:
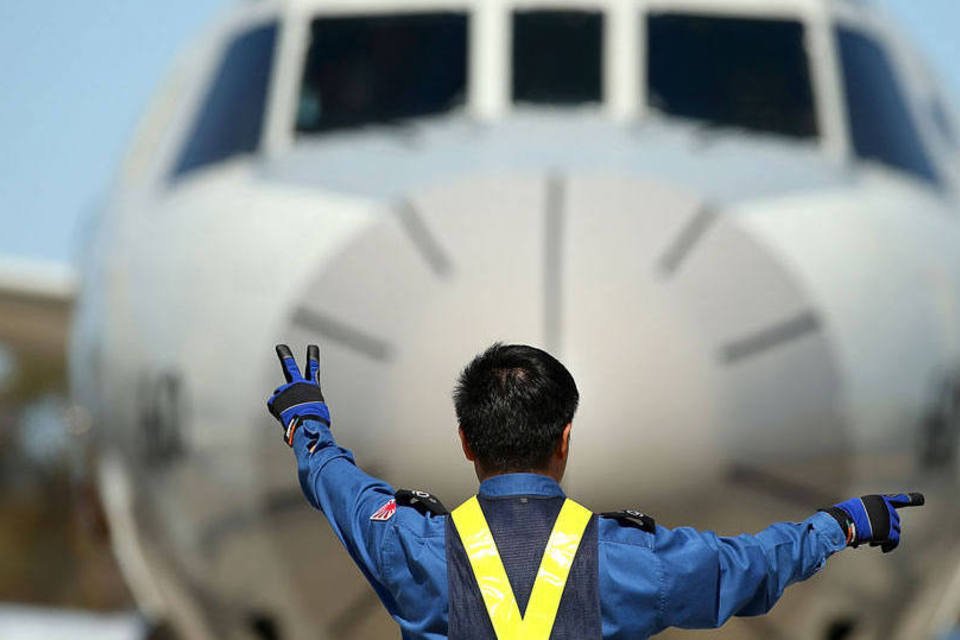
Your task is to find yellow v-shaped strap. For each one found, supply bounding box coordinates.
[451,495,593,640]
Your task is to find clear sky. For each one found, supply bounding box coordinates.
[0,0,229,264]
[0,0,957,266]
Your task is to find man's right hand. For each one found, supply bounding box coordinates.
[267,344,330,446]
[821,493,925,552]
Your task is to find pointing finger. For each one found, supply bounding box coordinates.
[887,493,925,508]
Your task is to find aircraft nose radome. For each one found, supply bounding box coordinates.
[281,173,846,508]
[561,176,846,509]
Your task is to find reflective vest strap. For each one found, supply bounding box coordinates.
[523,499,593,638]
[452,496,524,638]
[451,496,593,640]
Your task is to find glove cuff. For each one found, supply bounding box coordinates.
[285,417,299,446]
[819,507,856,546]
[284,413,331,446]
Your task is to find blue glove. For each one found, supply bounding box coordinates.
[821,493,924,553]
[266,344,330,446]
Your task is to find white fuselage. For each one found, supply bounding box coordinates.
[70,1,960,638]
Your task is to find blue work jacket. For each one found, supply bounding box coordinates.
[292,419,847,639]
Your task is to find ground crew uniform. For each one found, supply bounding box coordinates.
[268,345,920,639]
[290,416,848,640]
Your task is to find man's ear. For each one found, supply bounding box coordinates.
[459,428,476,462]
[558,423,572,459]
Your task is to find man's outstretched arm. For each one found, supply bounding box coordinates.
[655,494,923,630]
[654,511,845,629]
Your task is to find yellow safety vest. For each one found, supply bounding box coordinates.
[450,496,593,640]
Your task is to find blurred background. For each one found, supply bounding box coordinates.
[2,4,230,632]
[1,0,959,638]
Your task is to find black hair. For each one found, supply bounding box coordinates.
[453,343,579,473]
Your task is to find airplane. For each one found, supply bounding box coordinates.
[6,0,959,637]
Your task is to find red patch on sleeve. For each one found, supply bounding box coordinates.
[370,498,397,522]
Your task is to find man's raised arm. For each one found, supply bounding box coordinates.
[265,344,398,596]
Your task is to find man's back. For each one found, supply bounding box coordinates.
[446,480,601,639]
[292,423,845,639]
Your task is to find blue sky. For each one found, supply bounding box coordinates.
[0,0,229,264]
[0,0,957,266]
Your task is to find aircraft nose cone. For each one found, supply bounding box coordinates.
[281,173,846,509]
[558,175,722,504]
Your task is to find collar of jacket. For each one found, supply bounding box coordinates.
[477,473,566,498]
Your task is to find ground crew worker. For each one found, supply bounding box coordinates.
[267,342,924,640]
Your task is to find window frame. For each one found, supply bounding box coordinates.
[643,11,821,140]
[171,21,280,180]
[877,19,960,191]
[830,14,945,186]
[151,6,281,189]
[265,1,475,153]
[294,10,470,138]
[507,0,612,112]
[158,4,287,182]
[161,0,951,193]
[273,0,935,179]
[510,8,606,107]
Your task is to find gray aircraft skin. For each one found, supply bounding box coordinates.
[56,0,960,637]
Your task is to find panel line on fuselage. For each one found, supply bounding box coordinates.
[395,200,453,278]
[544,173,566,354]
[293,306,395,362]
[719,310,822,364]
[657,204,718,277]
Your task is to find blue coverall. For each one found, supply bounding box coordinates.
[292,418,848,639]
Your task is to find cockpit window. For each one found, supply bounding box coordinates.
[647,14,818,139]
[296,13,468,134]
[512,11,603,105]
[835,27,939,183]
[173,22,278,178]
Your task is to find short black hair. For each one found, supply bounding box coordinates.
[453,343,579,473]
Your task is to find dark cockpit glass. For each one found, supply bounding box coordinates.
[835,27,939,184]
[512,10,603,105]
[647,14,818,139]
[173,22,278,178]
[296,13,468,134]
